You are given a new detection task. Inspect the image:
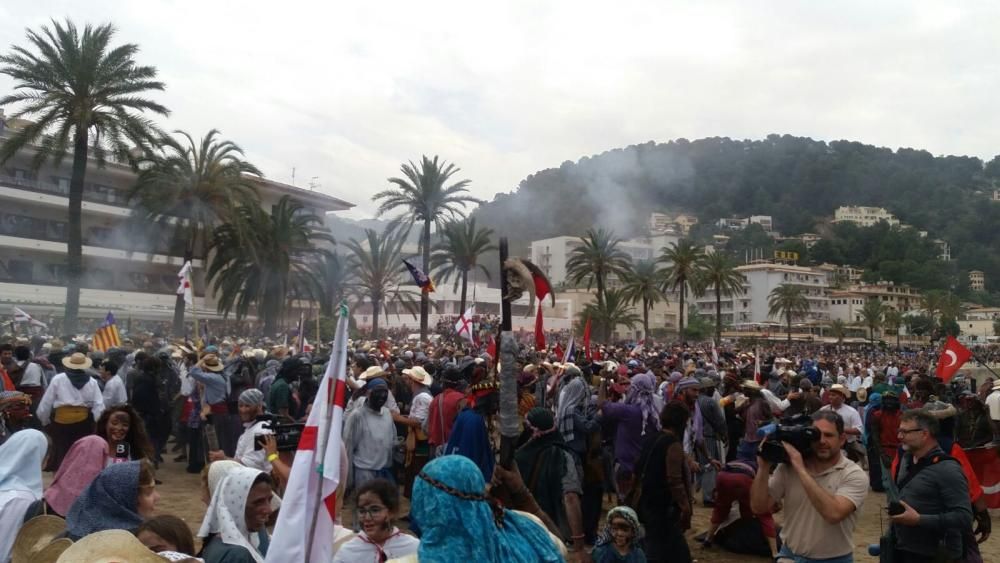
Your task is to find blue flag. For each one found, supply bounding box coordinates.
[402,259,435,293]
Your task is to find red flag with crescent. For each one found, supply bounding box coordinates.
[936,336,972,382]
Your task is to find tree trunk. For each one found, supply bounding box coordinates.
[896,329,900,349]
[643,297,649,342]
[460,269,468,316]
[372,297,381,339]
[786,311,792,343]
[172,241,194,337]
[420,219,431,341]
[715,285,722,343]
[597,272,606,308]
[64,128,90,336]
[678,279,686,339]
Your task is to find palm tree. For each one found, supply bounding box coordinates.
[127,130,261,336]
[0,20,168,333]
[767,285,811,343]
[206,196,333,334]
[565,228,632,306]
[859,298,886,344]
[884,308,903,349]
[829,318,847,344]
[344,227,420,339]
[314,252,354,317]
[580,288,641,343]
[373,156,480,341]
[659,239,705,338]
[695,252,746,342]
[428,218,496,315]
[621,259,667,340]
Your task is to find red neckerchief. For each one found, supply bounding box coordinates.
[358,529,403,563]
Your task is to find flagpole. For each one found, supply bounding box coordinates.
[968,352,1000,379]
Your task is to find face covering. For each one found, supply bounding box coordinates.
[368,389,388,411]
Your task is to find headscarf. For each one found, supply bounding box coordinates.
[208,460,244,498]
[555,376,588,443]
[594,505,643,549]
[0,428,46,498]
[625,372,661,436]
[515,408,568,529]
[44,435,109,516]
[65,460,144,540]
[198,466,268,563]
[239,389,265,407]
[412,456,563,563]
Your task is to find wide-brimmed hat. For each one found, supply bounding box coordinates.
[774,357,792,365]
[828,384,849,397]
[360,366,386,381]
[201,354,225,372]
[61,352,92,371]
[55,529,164,563]
[402,366,433,387]
[741,379,762,391]
[12,516,68,563]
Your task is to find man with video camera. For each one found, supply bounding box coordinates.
[751,411,868,563]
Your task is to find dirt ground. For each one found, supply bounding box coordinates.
[125,452,1000,562]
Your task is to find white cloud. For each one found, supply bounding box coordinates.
[2,1,1000,219]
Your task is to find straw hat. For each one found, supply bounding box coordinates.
[828,384,849,397]
[200,354,225,373]
[359,366,386,381]
[741,379,762,391]
[61,352,93,371]
[12,516,67,563]
[55,529,164,563]
[402,366,433,387]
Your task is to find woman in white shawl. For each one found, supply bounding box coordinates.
[198,466,274,563]
[0,429,48,562]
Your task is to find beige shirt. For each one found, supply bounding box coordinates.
[768,454,868,559]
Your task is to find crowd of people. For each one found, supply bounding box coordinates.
[0,330,997,562]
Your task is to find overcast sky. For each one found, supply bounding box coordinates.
[2,1,999,218]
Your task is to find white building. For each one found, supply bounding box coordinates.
[833,206,900,228]
[693,262,830,326]
[715,215,774,233]
[970,270,985,291]
[0,116,353,327]
[529,233,679,288]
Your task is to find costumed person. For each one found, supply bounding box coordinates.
[598,371,660,503]
[426,364,466,458]
[210,389,275,474]
[344,376,397,529]
[334,479,419,563]
[131,354,167,465]
[137,514,202,561]
[517,367,539,417]
[445,378,500,481]
[96,404,155,463]
[409,455,564,562]
[555,364,602,542]
[699,455,777,558]
[693,377,727,506]
[36,435,108,518]
[64,460,159,540]
[0,390,34,445]
[399,366,433,499]
[198,466,275,563]
[0,429,47,563]
[35,352,105,471]
[591,506,646,563]
[634,401,693,563]
[515,407,586,552]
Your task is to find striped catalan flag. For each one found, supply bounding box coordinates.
[93,311,122,352]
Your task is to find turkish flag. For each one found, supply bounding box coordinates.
[937,336,972,382]
[534,303,546,350]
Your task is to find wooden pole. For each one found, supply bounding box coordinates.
[497,237,518,468]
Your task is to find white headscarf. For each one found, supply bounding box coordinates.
[0,429,46,497]
[198,466,269,563]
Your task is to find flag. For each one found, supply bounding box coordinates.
[266,303,350,563]
[936,336,972,382]
[533,271,552,303]
[711,339,719,365]
[455,306,476,343]
[582,317,592,362]
[966,447,1000,509]
[301,337,313,354]
[12,306,47,329]
[291,312,305,354]
[402,259,435,293]
[534,303,546,350]
[93,312,122,352]
[176,261,193,306]
[553,342,563,360]
[378,339,389,359]
[487,335,497,359]
[563,334,575,364]
[754,348,762,385]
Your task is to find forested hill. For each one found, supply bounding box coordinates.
[472,134,1000,290]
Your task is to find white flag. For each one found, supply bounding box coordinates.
[12,306,47,329]
[711,339,720,365]
[176,261,193,306]
[266,304,350,563]
[455,306,476,343]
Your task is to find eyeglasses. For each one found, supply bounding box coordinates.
[357,505,387,519]
[897,428,925,436]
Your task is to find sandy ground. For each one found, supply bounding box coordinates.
[117,451,1000,562]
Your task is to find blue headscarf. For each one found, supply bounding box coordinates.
[625,372,661,436]
[412,456,563,563]
[0,428,46,498]
[66,460,145,540]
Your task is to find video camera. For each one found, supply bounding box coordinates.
[253,414,306,452]
[758,414,820,465]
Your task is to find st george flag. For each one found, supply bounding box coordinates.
[582,317,592,362]
[266,303,350,563]
[936,335,972,382]
[176,261,194,305]
[93,312,122,352]
[12,306,47,329]
[534,303,546,350]
[402,259,435,293]
[455,306,476,344]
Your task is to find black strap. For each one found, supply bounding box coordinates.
[895,452,957,491]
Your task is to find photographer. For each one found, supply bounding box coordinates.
[751,411,868,563]
[889,409,972,563]
[209,389,290,484]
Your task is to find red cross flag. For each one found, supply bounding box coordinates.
[936,336,972,382]
[176,261,193,306]
[455,306,476,344]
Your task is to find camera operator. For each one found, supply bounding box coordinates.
[751,411,868,563]
[209,389,289,484]
[889,409,972,563]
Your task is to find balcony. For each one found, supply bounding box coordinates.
[0,211,187,257]
[1,174,130,208]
